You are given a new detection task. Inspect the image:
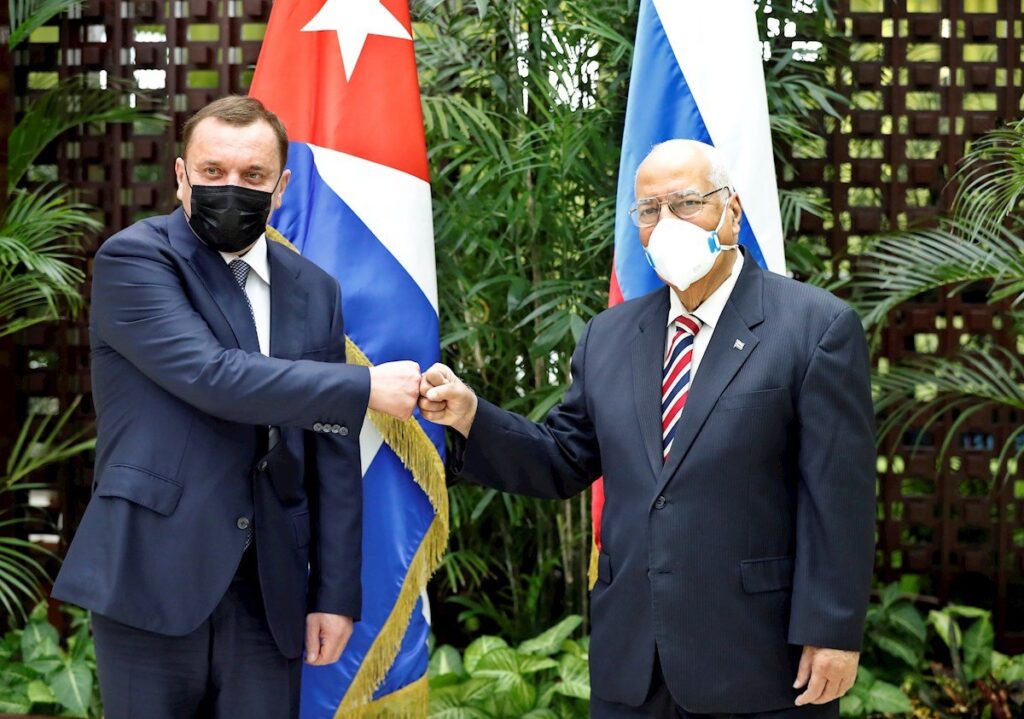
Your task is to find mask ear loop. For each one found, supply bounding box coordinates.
[709,190,737,253]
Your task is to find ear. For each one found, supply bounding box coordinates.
[728,193,743,235]
[274,169,292,210]
[175,157,186,203]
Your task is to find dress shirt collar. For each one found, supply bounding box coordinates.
[220,233,270,285]
[667,248,744,330]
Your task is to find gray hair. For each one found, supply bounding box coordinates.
[636,139,733,191]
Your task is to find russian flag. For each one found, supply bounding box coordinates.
[249,1,446,716]
[594,0,784,558]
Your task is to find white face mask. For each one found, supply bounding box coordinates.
[641,200,736,293]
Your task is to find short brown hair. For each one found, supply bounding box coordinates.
[181,96,289,170]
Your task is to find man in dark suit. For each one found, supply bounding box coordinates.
[419,140,876,718]
[51,96,421,718]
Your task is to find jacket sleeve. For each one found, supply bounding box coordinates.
[90,232,370,430]
[449,320,601,499]
[306,279,363,619]
[787,306,877,651]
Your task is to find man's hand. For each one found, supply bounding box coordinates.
[368,361,421,421]
[305,613,354,666]
[793,646,860,705]
[418,363,478,437]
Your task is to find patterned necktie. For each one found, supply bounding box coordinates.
[662,315,702,461]
[229,258,255,550]
[229,259,256,323]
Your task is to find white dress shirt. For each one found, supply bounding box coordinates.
[665,250,744,381]
[221,234,277,446]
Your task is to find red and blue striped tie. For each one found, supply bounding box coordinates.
[662,315,702,461]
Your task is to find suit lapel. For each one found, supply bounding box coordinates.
[268,241,308,360]
[632,289,670,480]
[169,208,260,353]
[656,256,766,494]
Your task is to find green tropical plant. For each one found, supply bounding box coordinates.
[428,615,589,718]
[849,118,1024,491]
[0,0,149,621]
[0,601,101,717]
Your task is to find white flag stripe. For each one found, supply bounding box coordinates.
[309,144,440,312]
[654,0,786,274]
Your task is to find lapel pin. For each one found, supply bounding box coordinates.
[733,339,745,351]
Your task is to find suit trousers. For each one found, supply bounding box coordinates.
[590,654,839,719]
[91,548,301,719]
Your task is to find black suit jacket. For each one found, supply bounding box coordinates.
[53,208,369,659]
[453,255,876,713]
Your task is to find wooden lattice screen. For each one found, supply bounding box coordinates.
[4,0,1024,650]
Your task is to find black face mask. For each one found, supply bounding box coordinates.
[183,166,281,253]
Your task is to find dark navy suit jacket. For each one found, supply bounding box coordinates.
[52,207,369,659]
[453,255,876,713]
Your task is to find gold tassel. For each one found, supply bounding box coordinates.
[267,227,447,718]
[337,674,430,718]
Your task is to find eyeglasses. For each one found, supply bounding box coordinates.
[628,186,730,227]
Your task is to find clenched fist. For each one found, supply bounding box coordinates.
[368,361,421,421]
[418,363,478,437]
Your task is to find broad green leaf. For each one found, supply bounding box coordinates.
[522,710,559,718]
[458,677,495,705]
[50,660,93,716]
[464,636,508,674]
[888,602,927,643]
[928,609,959,649]
[839,692,865,717]
[554,654,590,700]
[879,583,901,609]
[945,604,990,619]
[0,691,32,714]
[25,656,63,675]
[26,678,56,704]
[20,618,59,660]
[497,676,535,717]
[427,686,492,719]
[866,681,913,713]
[429,673,462,690]
[875,634,923,668]
[519,615,583,656]
[962,616,994,681]
[430,644,466,678]
[518,655,558,674]
[1,663,38,685]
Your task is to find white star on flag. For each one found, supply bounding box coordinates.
[301,0,412,82]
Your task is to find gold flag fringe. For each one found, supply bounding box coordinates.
[267,227,448,718]
[336,340,449,718]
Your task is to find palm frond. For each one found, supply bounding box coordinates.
[951,119,1024,236]
[873,346,1024,481]
[3,396,95,492]
[8,0,81,48]
[8,75,165,189]
[848,219,1024,329]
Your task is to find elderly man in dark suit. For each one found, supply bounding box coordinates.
[419,139,876,718]
[52,96,421,719]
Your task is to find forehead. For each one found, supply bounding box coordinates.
[635,148,713,200]
[187,117,279,170]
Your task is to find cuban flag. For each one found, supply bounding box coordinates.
[249,1,445,716]
[594,0,784,564]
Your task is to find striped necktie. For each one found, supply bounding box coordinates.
[229,259,256,323]
[662,315,702,461]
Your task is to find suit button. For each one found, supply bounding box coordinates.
[257,460,268,472]
[654,496,667,510]
[237,517,250,530]
[329,424,340,433]
[338,426,349,437]
[313,422,324,432]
